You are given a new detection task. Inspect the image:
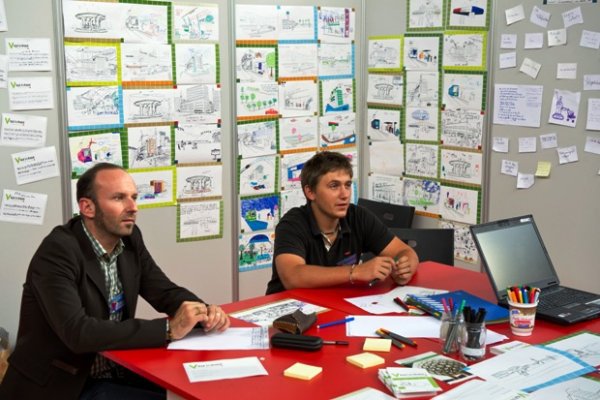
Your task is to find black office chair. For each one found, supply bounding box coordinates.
[390,228,455,266]
[357,198,415,228]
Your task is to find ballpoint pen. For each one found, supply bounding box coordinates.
[375,329,405,349]
[379,328,417,347]
[317,316,355,329]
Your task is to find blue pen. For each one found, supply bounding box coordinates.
[317,316,355,329]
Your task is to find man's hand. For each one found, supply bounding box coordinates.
[391,254,413,285]
[169,301,230,340]
[354,256,395,283]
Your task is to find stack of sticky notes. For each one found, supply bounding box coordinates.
[283,362,323,380]
[346,352,385,369]
[363,338,392,352]
[378,367,441,398]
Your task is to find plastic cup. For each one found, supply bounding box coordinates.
[508,300,539,336]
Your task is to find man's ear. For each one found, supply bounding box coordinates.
[78,198,95,218]
[303,185,316,201]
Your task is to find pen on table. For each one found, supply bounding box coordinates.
[322,340,350,345]
[379,327,418,347]
[317,316,355,329]
[375,329,405,349]
[393,297,409,312]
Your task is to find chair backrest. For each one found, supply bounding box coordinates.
[390,228,455,266]
[357,198,415,229]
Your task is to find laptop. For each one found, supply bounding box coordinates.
[470,215,600,325]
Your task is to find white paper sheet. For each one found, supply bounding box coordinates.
[493,137,509,153]
[431,379,528,400]
[168,327,269,351]
[520,57,542,79]
[8,76,54,110]
[505,5,525,25]
[516,173,534,189]
[530,6,551,28]
[5,38,52,71]
[562,6,583,28]
[556,63,577,79]
[584,74,600,91]
[0,54,6,88]
[548,28,567,47]
[548,89,580,127]
[524,32,544,49]
[493,84,543,128]
[540,133,558,149]
[528,376,600,400]
[557,145,579,164]
[0,189,47,225]
[183,356,268,383]
[586,98,600,131]
[0,113,47,147]
[499,52,516,69]
[501,160,518,176]
[584,136,600,154]
[228,298,328,327]
[0,0,7,31]
[500,34,517,49]
[344,286,448,315]
[518,137,536,153]
[580,30,600,49]
[11,146,59,185]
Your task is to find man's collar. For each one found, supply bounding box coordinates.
[306,202,351,237]
[81,219,124,259]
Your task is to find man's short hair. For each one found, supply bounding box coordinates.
[300,151,353,193]
[76,163,126,201]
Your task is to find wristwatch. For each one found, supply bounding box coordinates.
[165,318,173,343]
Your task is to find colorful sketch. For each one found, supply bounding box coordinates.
[280,151,315,190]
[235,4,278,40]
[122,88,174,124]
[120,3,168,44]
[62,1,122,40]
[318,43,353,77]
[549,89,580,128]
[369,140,405,176]
[237,82,279,118]
[438,219,478,263]
[441,149,482,185]
[405,106,439,141]
[280,189,306,216]
[405,143,439,179]
[406,70,439,107]
[127,125,171,169]
[174,84,221,125]
[175,123,221,164]
[279,80,318,118]
[66,86,122,130]
[368,173,405,205]
[443,32,486,70]
[317,7,355,43]
[440,185,479,224]
[240,195,279,232]
[441,108,483,149]
[367,74,403,106]
[408,0,444,30]
[403,177,441,214]
[175,43,218,85]
[279,116,318,152]
[121,43,173,84]
[443,72,484,110]
[173,4,219,41]
[278,43,318,78]
[64,42,118,85]
[403,35,440,70]
[368,38,402,70]
[448,0,489,29]
[237,120,277,158]
[129,167,176,208]
[239,155,278,196]
[239,230,276,272]
[367,108,400,141]
[236,46,277,82]
[319,112,356,147]
[277,5,316,41]
[176,164,222,200]
[69,132,123,176]
[321,78,354,115]
[178,200,222,241]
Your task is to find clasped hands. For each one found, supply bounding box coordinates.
[169,301,230,340]
[354,254,412,285]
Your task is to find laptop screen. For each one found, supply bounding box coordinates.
[470,215,560,301]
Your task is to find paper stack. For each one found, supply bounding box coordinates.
[378,367,442,398]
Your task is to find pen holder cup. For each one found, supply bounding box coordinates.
[459,321,486,362]
[439,311,463,355]
[508,300,539,336]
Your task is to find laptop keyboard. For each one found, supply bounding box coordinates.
[538,287,593,310]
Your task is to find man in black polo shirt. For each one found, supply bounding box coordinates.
[266,151,419,294]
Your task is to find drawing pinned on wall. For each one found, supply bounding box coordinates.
[121,43,173,84]
[127,125,171,169]
[122,88,174,124]
[240,194,279,233]
[321,78,354,115]
[549,89,581,128]
[440,149,482,185]
[121,2,169,44]
[239,155,278,197]
[442,72,485,110]
[438,219,478,263]
[441,108,483,149]
[173,4,219,41]
[69,131,123,177]
[237,119,278,159]
[368,173,405,205]
[367,108,400,141]
[369,140,404,176]
[175,123,221,164]
[447,0,489,29]
[403,35,441,71]
[278,42,318,79]
[235,4,278,41]
[280,188,306,216]
[319,112,356,147]
[318,42,354,78]
[403,177,441,214]
[177,200,222,242]
[405,143,439,179]
[236,45,277,83]
[175,43,218,85]
[237,82,279,118]
[239,230,276,272]
[407,0,444,30]
[280,151,315,190]
[129,167,176,208]
[176,163,222,200]
[440,185,479,225]
[367,37,402,71]
[66,86,122,130]
[367,74,403,106]
[174,84,221,125]
[405,70,439,107]
[62,0,122,40]
[276,5,316,41]
[443,32,487,70]
[64,42,118,85]
[279,80,318,118]
[279,116,318,152]
[405,106,439,141]
[317,7,355,43]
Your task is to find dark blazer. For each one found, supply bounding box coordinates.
[0,216,202,400]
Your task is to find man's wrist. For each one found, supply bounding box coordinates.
[166,318,173,343]
[349,264,357,284]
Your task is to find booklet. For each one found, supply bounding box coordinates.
[395,351,475,385]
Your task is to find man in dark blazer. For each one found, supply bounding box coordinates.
[0,163,230,399]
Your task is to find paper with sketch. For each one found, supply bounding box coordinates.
[586,98,600,131]
[545,331,600,367]
[0,113,47,147]
[528,376,600,400]
[11,146,59,185]
[5,38,52,71]
[183,356,268,383]
[549,89,580,127]
[168,327,269,351]
[493,84,543,128]
[229,298,328,327]
[0,189,47,225]
[431,379,529,399]
[345,286,448,315]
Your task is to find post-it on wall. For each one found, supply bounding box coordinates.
[346,352,385,369]
[284,362,323,380]
[363,338,392,352]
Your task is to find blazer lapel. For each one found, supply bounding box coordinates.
[118,250,139,319]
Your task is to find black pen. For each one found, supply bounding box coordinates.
[375,329,405,349]
[368,278,379,287]
[322,340,350,345]
[379,328,418,348]
[393,297,409,312]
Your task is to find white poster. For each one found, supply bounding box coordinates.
[0,113,47,147]
[493,84,543,128]
[5,38,52,71]
[11,146,60,185]
[8,77,54,111]
[0,190,48,225]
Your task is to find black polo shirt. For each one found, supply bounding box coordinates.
[266,203,394,294]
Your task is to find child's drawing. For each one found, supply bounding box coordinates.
[240,195,279,232]
[120,3,169,44]
[318,43,353,78]
[441,149,482,185]
[367,74,403,106]
[121,43,173,83]
[235,4,278,40]
[368,173,405,205]
[405,106,439,141]
[236,46,277,82]
[66,86,122,130]
[369,140,404,176]
[368,38,402,70]
[403,35,440,70]
[448,0,488,29]
[408,0,444,30]
[173,4,219,41]
[319,112,356,147]
[69,132,123,176]
[177,164,222,200]
[443,32,486,69]
[174,84,221,125]
[441,108,483,149]
[549,89,580,128]
[279,116,318,152]
[280,189,307,216]
[279,80,318,118]
[367,108,400,141]
[277,5,316,41]
[280,151,315,190]
[406,70,439,107]
[440,185,479,224]
[178,200,222,241]
[438,219,478,263]
[237,120,277,159]
[237,82,279,118]
[239,230,276,272]
[405,143,439,179]
[175,123,221,164]
[127,126,171,169]
[62,1,121,40]
[130,167,175,208]
[175,43,218,85]
[122,88,174,124]
[321,78,354,115]
[317,7,355,43]
[278,43,318,78]
[239,155,278,196]
[403,177,441,214]
[64,42,118,85]
[443,72,484,110]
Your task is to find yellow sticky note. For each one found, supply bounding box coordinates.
[363,338,392,352]
[346,352,385,369]
[535,161,551,177]
[284,362,323,380]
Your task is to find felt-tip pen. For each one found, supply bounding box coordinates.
[317,317,355,329]
[322,340,350,345]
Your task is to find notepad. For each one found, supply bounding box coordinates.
[489,340,530,355]
[346,352,385,369]
[283,362,323,380]
[363,338,392,352]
